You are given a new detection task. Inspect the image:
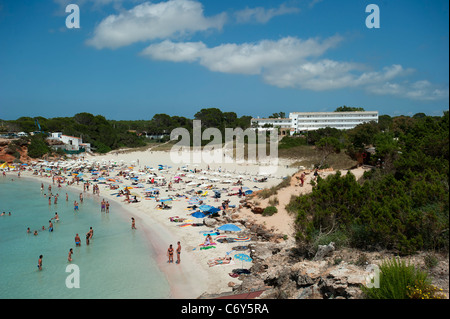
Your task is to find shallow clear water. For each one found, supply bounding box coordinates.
[0,176,170,299]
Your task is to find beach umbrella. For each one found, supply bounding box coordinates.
[217,224,241,232]
[234,253,252,269]
[206,206,220,214]
[191,211,206,218]
[159,197,172,202]
[199,205,213,211]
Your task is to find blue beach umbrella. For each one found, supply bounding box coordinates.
[217,224,241,232]
[191,211,206,218]
[206,206,220,214]
[159,197,173,202]
[199,205,213,211]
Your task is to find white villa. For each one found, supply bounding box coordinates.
[47,132,91,153]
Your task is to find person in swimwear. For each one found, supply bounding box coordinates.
[38,255,43,271]
[74,200,79,211]
[68,248,73,262]
[75,233,81,246]
[176,241,181,264]
[48,220,53,232]
[167,244,174,263]
[131,217,136,229]
[204,234,212,246]
[52,212,59,222]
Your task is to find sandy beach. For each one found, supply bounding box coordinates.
[10,147,371,299]
[13,148,298,298]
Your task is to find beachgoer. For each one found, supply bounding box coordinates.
[48,220,53,232]
[33,230,38,236]
[52,212,59,222]
[68,248,73,262]
[131,217,136,229]
[207,256,232,267]
[176,241,181,264]
[74,200,79,211]
[38,255,43,270]
[75,234,81,246]
[204,234,212,246]
[167,244,174,263]
[105,201,110,213]
[89,227,93,239]
[86,232,90,245]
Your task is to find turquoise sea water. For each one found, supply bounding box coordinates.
[0,176,170,299]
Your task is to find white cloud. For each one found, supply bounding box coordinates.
[367,80,449,101]
[86,0,227,49]
[141,36,343,74]
[234,3,300,24]
[140,35,448,101]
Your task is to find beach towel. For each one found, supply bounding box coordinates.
[200,245,216,250]
[199,242,217,247]
[233,236,250,242]
[203,232,220,236]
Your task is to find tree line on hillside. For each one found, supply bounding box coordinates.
[286,111,449,255]
[1,108,253,156]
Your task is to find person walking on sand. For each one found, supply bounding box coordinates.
[37,255,43,271]
[167,244,174,263]
[176,241,181,264]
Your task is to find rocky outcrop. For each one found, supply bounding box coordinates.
[230,241,371,299]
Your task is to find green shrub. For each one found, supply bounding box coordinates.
[263,206,278,216]
[361,258,430,299]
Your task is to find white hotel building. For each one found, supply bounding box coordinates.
[251,111,378,135]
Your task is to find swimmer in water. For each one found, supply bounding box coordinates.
[75,233,81,246]
[37,255,43,271]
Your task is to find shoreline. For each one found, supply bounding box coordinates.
[12,150,299,298]
[18,171,207,299]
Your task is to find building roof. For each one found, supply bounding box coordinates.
[251,118,291,121]
[290,111,378,115]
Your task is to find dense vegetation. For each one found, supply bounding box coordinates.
[1,109,253,155]
[287,111,449,255]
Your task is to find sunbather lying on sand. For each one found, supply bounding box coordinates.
[207,256,232,267]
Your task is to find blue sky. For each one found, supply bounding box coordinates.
[0,0,448,121]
